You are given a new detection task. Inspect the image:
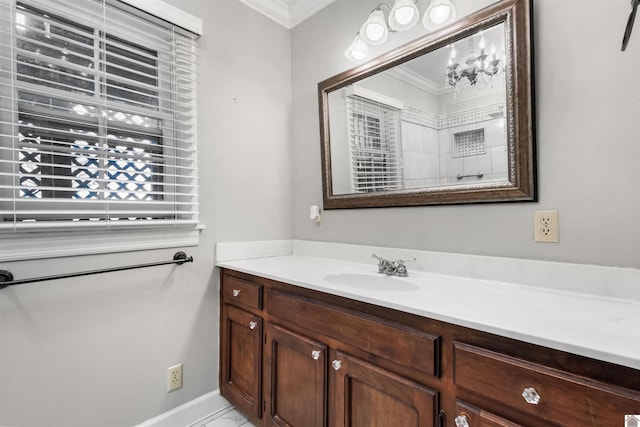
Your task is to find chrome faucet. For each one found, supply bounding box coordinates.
[371,254,416,277]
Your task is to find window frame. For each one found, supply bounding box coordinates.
[0,0,201,261]
[346,95,403,193]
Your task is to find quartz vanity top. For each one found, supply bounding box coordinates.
[215,240,640,370]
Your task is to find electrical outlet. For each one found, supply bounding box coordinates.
[167,363,183,392]
[534,210,559,243]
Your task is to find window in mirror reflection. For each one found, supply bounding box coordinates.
[348,96,401,193]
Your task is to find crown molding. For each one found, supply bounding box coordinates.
[387,66,444,95]
[238,0,336,29]
[288,0,337,27]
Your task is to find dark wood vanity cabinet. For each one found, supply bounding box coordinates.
[220,274,263,419]
[265,323,327,427]
[453,342,640,427]
[330,350,438,426]
[219,268,640,427]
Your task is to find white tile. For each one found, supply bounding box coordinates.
[490,145,508,174]
[204,409,251,427]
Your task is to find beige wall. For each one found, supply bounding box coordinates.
[291,0,640,269]
[0,1,292,426]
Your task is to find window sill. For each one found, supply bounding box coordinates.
[0,225,203,262]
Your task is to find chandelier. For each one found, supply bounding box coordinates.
[446,34,502,89]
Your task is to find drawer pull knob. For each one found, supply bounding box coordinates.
[249,321,257,330]
[311,350,321,360]
[522,387,541,404]
[454,415,470,427]
[332,360,342,371]
[232,289,240,297]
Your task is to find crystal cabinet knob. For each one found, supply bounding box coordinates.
[454,415,470,427]
[249,321,257,330]
[311,350,321,360]
[232,289,240,297]
[522,387,541,404]
[332,360,342,371]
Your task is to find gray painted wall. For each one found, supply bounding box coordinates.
[0,1,292,426]
[292,0,640,269]
[1,0,638,426]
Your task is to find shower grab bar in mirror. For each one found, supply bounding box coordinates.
[456,172,484,180]
[0,251,193,289]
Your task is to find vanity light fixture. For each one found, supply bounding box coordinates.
[446,34,501,89]
[345,33,370,61]
[423,0,456,31]
[345,0,457,62]
[388,0,420,31]
[361,7,389,45]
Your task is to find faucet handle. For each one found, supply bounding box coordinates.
[372,254,394,275]
[393,257,416,277]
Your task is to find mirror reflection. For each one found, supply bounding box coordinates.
[328,23,508,195]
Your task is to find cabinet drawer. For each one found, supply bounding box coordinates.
[453,342,640,426]
[268,289,440,377]
[455,399,525,427]
[222,273,262,309]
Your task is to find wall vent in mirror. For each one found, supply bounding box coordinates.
[318,0,536,208]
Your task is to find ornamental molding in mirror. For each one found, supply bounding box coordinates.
[318,0,536,209]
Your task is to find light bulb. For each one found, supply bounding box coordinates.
[360,9,388,45]
[394,6,415,25]
[350,48,367,61]
[388,0,419,31]
[429,5,450,24]
[365,23,385,41]
[345,34,369,62]
[423,0,456,31]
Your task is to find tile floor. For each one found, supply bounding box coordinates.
[192,407,256,427]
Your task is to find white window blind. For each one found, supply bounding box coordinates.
[0,0,198,232]
[347,95,402,193]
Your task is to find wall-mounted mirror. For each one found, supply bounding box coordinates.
[318,0,535,208]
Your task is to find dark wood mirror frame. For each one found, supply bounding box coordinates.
[318,0,535,209]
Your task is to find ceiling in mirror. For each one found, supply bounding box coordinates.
[318,0,536,208]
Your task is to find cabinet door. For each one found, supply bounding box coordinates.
[220,303,262,418]
[330,350,438,427]
[265,324,327,427]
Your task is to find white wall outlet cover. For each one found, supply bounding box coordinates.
[534,210,559,243]
[167,363,183,392]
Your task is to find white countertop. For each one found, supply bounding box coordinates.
[215,240,640,370]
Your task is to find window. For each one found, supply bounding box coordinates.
[0,0,198,236]
[347,95,402,193]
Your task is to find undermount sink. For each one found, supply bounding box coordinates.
[322,272,420,292]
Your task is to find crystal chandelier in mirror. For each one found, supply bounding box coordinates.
[446,34,502,89]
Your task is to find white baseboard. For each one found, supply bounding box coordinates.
[135,390,232,427]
